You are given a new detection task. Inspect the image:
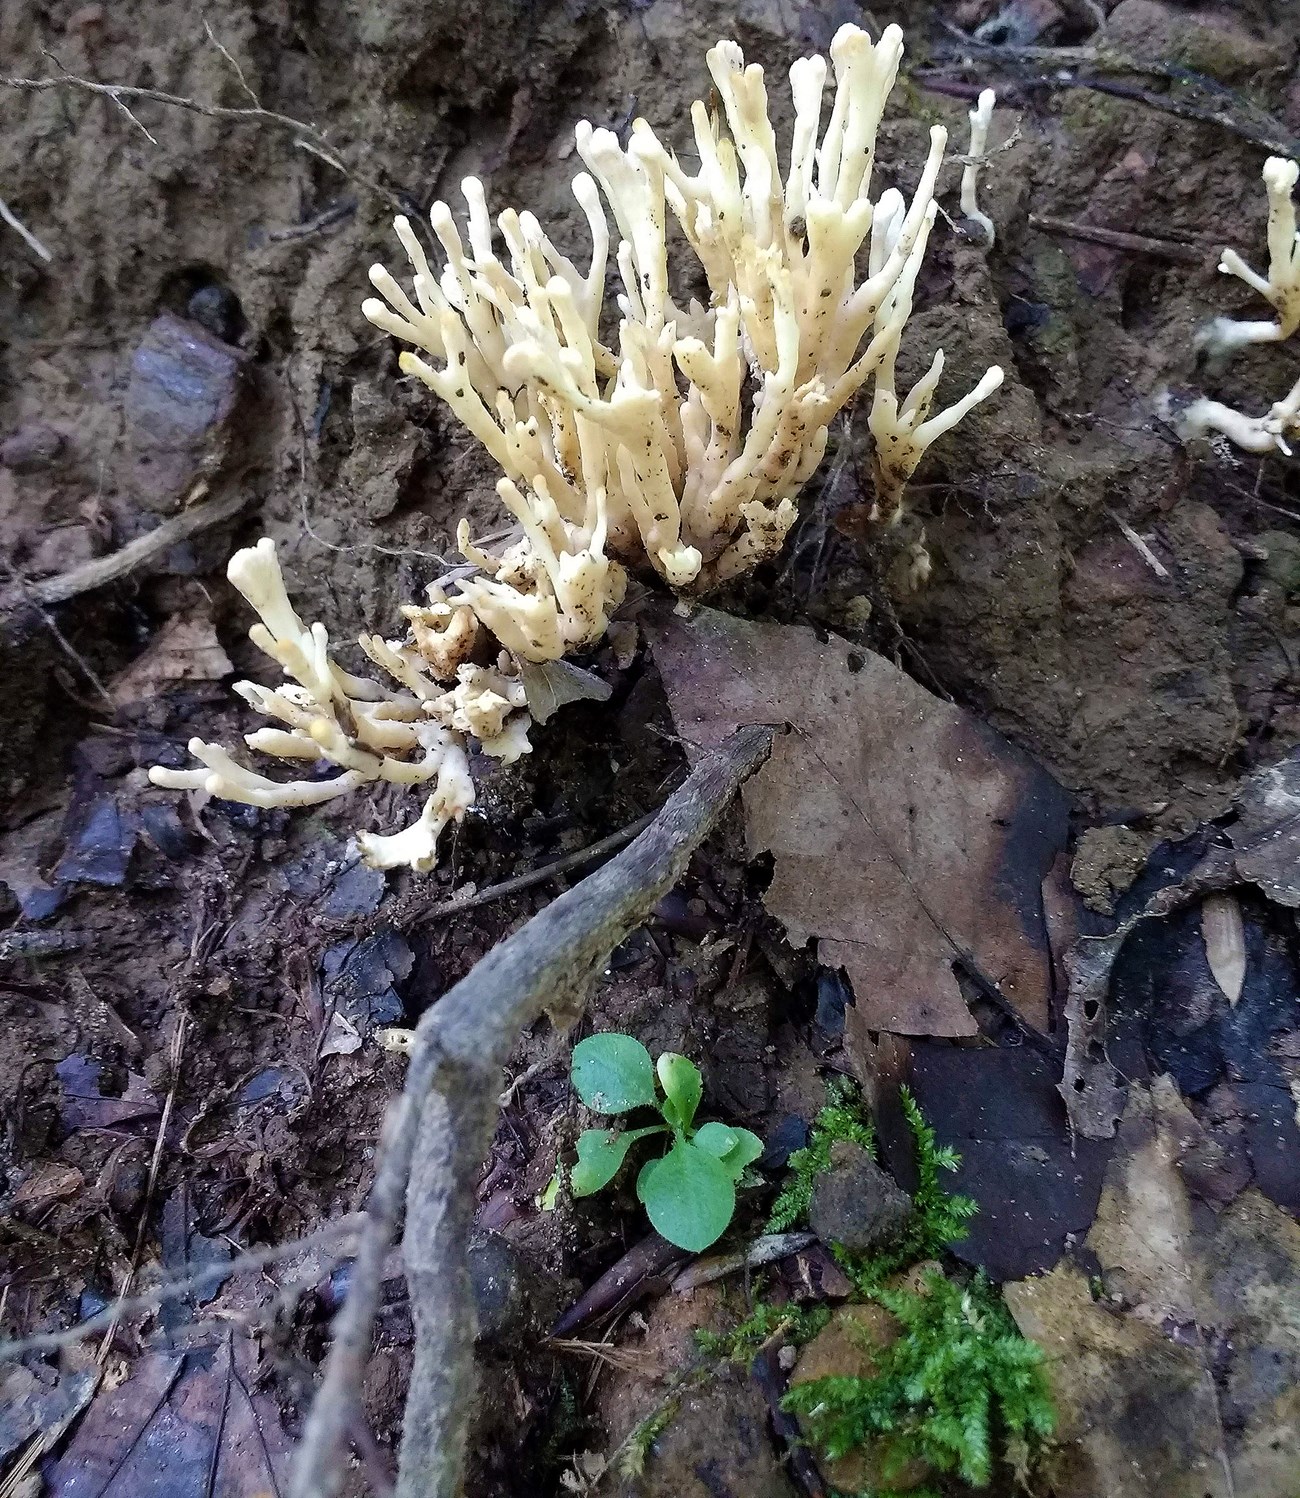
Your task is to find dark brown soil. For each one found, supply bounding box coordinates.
[4,0,1300,1493]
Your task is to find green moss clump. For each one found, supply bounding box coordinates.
[840,1087,978,1292]
[695,1299,831,1364]
[766,1077,876,1233]
[784,1271,1055,1491]
[615,1399,680,1479]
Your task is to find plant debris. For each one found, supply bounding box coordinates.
[646,605,1069,1040]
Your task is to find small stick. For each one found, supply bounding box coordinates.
[0,1216,365,1360]
[266,198,357,244]
[1108,508,1170,578]
[1,68,407,211]
[327,808,659,938]
[1028,213,1207,265]
[0,195,52,261]
[0,488,248,610]
[670,1232,817,1294]
[287,725,774,1498]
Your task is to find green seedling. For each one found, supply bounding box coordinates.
[568,1033,764,1252]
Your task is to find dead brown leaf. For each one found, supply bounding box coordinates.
[1005,1075,1300,1498]
[1201,893,1246,1007]
[48,1340,292,1498]
[645,606,1068,1038]
[110,613,232,706]
[8,1162,85,1215]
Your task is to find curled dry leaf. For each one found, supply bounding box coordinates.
[1059,747,1300,1140]
[517,657,612,723]
[1201,892,1246,1006]
[645,605,1068,1040]
[109,613,233,706]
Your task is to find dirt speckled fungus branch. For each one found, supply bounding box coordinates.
[151,24,1004,872]
[961,89,996,247]
[1168,154,1300,456]
[1198,156,1300,364]
[148,539,500,871]
[1166,373,1300,456]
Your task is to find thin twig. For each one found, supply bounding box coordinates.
[328,809,660,939]
[1,66,407,210]
[1081,75,1300,158]
[1027,212,1207,265]
[0,1216,365,1360]
[548,1339,665,1375]
[1108,508,1171,578]
[288,726,774,1498]
[203,20,259,106]
[0,487,249,610]
[6,65,331,150]
[0,194,53,261]
[266,197,357,244]
[96,1014,188,1363]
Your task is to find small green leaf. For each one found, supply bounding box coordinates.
[692,1121,738,1157]
[570,1126,665,1196]
[637,1139,734,1251]
[538,1168,563,1211]
[572,1034,657,1113]
[694,1122,764,1180]
[720,1127,765,1181]
[656,1052,702,1131]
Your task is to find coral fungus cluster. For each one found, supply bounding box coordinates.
[1171,155,1300,455]
[151,22,1003,870]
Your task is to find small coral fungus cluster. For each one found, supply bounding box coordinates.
[151,23,1003,869]
[1169,156,1300,454]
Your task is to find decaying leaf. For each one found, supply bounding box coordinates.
[1005,1076,1300,1498]
[518,657,613,723]
[49,1340,292,1498]
[646,607,1068,1039]
[110,613,233,706]
[888,1044,1112,1280]
[1200,893,1246,1006]
[1058,846,1236,1140]
[1230,752,1300,907]
[1057,742,1300,1140]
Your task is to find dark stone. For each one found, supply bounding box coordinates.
[808,1139,912,1254]
[53,794,137,888]
[321,859,386,920]
[468,1232,528,1344]
[612,1369,796,1497]
[0,423,63,472]
[759,1113,810,1171]
[186,283,244,344]
[125,313,246,511]
[320,927,413,1034]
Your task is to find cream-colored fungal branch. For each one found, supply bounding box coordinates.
[1168,154,1300,458]
[364,21,1003,644]
[1166,375,1300,456]
[1198,156,1300,364]
[148,539,523,871]
[960,89,997,247]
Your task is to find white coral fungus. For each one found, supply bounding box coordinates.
[960,89,997,247]
[1198,156,1300,364]
[148,539,507,870]
[1166,375,1300,457]
[152,25,1006,871]
[364,21,1003,611]
[1172,155,1300,456]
